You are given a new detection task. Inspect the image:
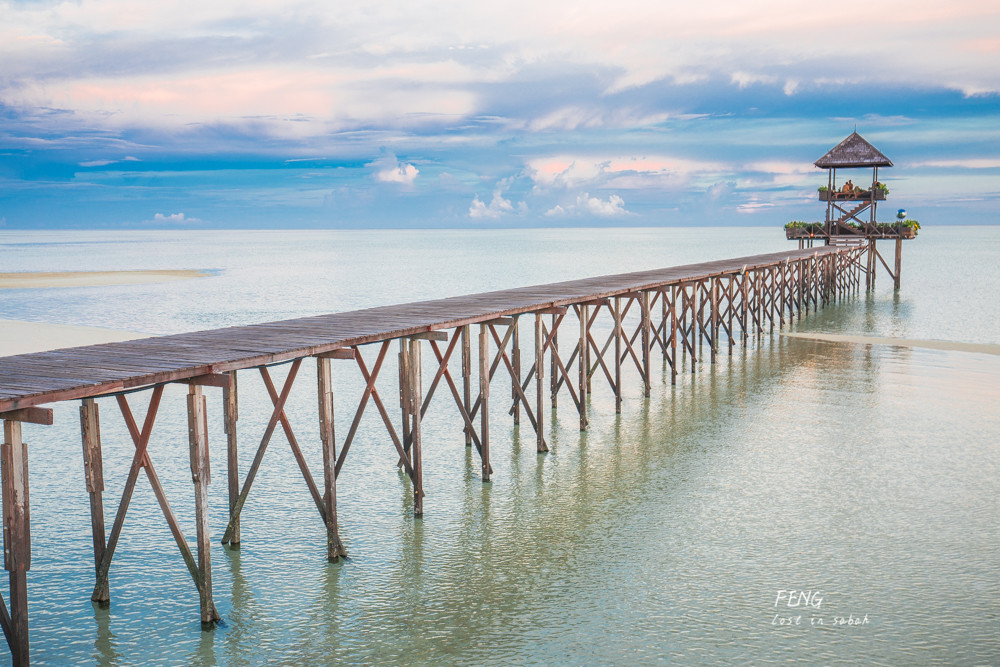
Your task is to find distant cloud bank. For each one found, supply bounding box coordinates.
[0,1,997,228]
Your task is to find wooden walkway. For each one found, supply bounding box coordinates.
[0,243,868,666]
[0,246,844,413]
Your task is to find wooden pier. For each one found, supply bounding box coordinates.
[0,244,867,664]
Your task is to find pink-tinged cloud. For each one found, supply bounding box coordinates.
[528,154,731,189]
[2,0,998,135]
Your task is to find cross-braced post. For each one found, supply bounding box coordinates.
[407,339,425,513]
[894,238,902,290]
[423,332,490,474]
[478,325,491,482]
[511,317,522,423]
[461,326,472,447]
[577,304,589,430]
[709,280,719,363]
[222,359,334,547]
[1,408,48,667]
[640,290,652,394]
[186,384,220,627]
[399,339,411,455]
[317,357,347,560]
[80,399,107,601]
[550,314,559,408]
[533,314,548,453]
[77,384,223,626]
[222,372,239,547]
[670,285,679,384]
[614,297,623,412]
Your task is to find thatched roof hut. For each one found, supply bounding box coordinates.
[815,132,892,168]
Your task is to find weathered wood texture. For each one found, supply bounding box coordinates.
[0,248,851,413]
[2,418,30,666]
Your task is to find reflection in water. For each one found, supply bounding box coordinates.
[6,227,998,665]
[92,603,122,666]
[21,325,1000,666]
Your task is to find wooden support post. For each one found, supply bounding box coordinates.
[709,280,718,363]
[222,371,240,548]
[550,314,558,408]
[399,339,411,455]
[478,325,491,482]
[753,269,764,338]
[641,291,651,395]
[2,418,31,666]
[511,317,521,425]
[806,258,813,313]
[585,308,593,396]
[186,385,219,627]
[80,399,108,603]
[578,304,589,430]
[894,238,902,290]
[780,263,788,327]
[317,358,346,560]
[408,339,425,513]
[661,288,669,361]
[726,278,735,354]
[772,266,779,327]
[613,297,622,413]
[461,325,472,447]
[801,261,808,315]
[690,284,699,370]
[869,241,876,290]
[739,273,749,341]
[816,256,822,308]
[670,285,678,385]
[533,314,548,453]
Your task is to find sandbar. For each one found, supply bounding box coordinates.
[0,269,210,289]
[0,319,150,357]
[781,332,1000,356]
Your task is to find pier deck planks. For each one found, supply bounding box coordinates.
[0,246,844,412]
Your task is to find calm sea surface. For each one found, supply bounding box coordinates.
[0,227,998,666]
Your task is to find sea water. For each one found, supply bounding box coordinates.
[0,227,997,665]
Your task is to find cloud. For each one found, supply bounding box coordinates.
[579,192,627,216]
[469,193,510,218]
[3,0,997,143]
[706,181,735,201]
[910,159,1000,169]
[369,153,419,185]
[546,192,629,217]
[528,154,732,193]
[735,198,774,214]
[151,212,202,224]
[469,180,517,219]
[78,156,141,167]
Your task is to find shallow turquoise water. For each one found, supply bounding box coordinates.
[1,227,998,665]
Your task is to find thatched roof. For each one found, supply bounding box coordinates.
[815,132,892,168]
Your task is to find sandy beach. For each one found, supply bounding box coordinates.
[782,331,1000,356]
[0,269,210,289]
[0,319,150,356]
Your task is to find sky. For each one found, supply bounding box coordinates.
[1,0,999,229]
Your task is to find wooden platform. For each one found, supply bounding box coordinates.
[0,246,845,413]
